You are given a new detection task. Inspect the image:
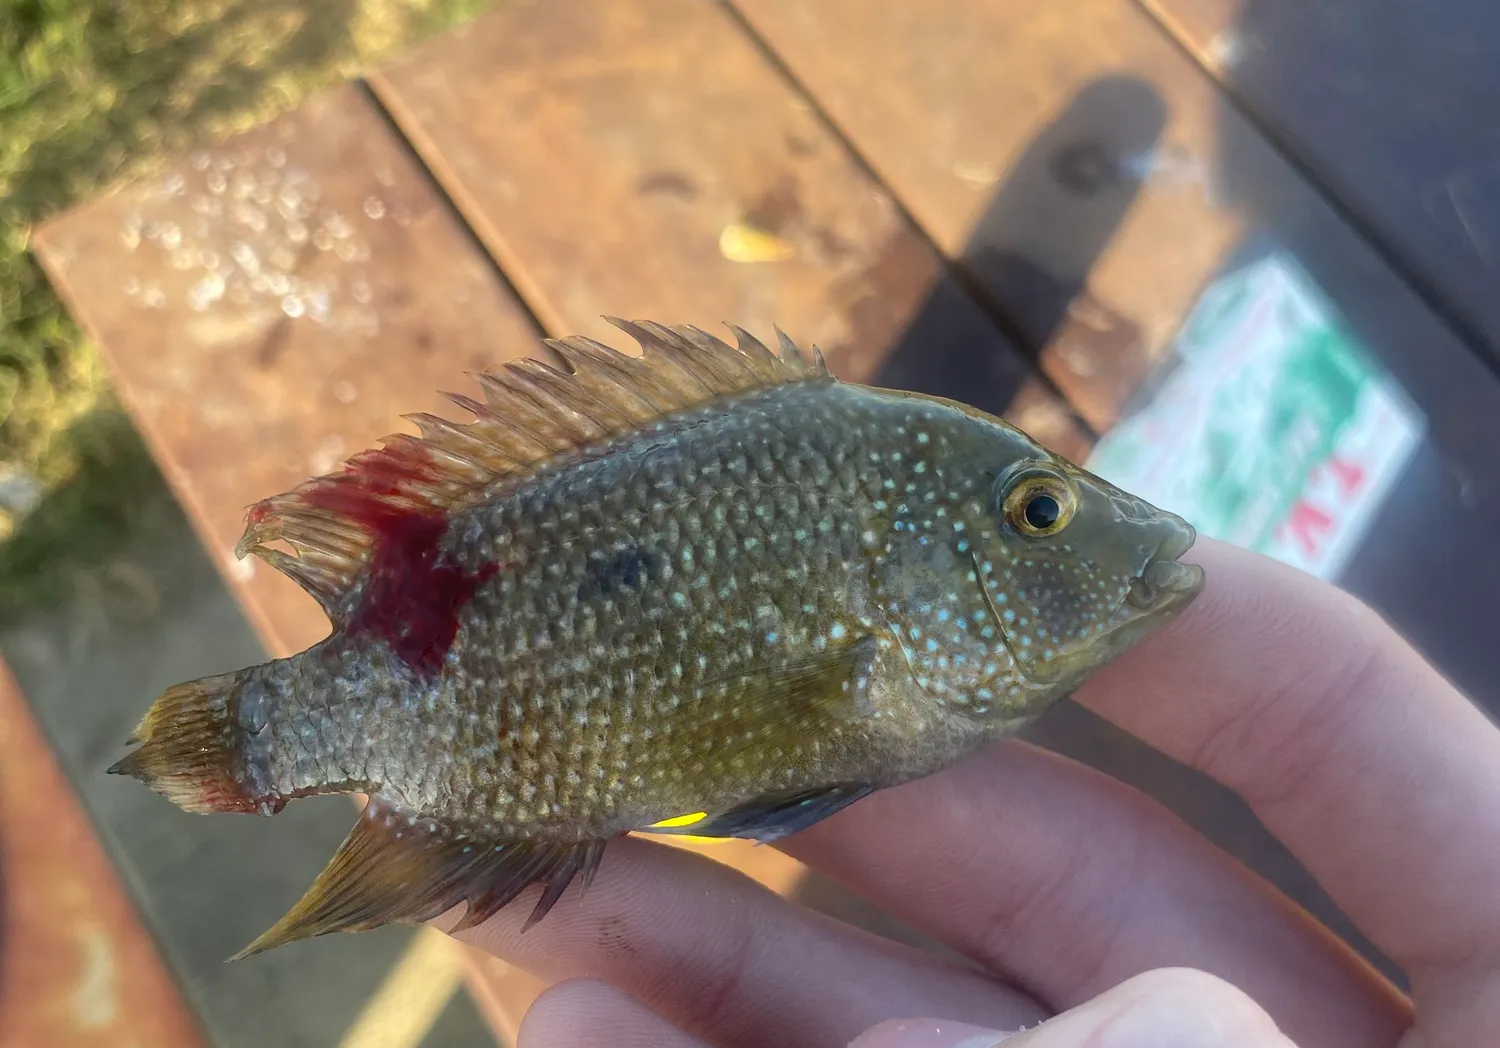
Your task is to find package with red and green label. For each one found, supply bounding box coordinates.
[1085,251,1423,581]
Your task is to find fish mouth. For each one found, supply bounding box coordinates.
[1124,526,1205,615]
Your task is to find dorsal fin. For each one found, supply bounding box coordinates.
[236,320,830,614]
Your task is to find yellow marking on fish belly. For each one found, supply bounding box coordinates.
[643,810,738,842]
[650,811,708,828]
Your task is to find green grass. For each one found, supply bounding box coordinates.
[0,0,493,621]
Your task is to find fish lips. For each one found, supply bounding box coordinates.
[1125,521,1205,616]
[1126,558,1206,614]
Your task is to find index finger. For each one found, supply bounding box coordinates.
[1074,536,1500,979]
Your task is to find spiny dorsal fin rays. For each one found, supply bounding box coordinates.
[544,336,684,416]
[235,319,831,613]
[778,325,828,374]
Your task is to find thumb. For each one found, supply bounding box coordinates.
[849,969,1298,1048]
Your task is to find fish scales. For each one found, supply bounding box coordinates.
[108,320,1204,958]
[252,382,981,835]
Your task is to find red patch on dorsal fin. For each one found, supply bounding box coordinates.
[235,320,828,625]
[301,486,498,676]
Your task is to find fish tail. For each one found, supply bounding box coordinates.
[107,670,261,815]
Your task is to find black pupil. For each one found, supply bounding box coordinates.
[1023,493,1061,531]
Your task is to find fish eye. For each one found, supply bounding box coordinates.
[1000,470,1077,538]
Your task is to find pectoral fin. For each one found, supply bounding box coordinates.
[689,633,881,734]
[641,636,883,845]
[645,784,874,844]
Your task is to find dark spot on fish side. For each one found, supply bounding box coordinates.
[577,547,660,601]
[305,488,498,677]
[636,170,699,200]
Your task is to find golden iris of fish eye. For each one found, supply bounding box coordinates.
[1001,470,1077,537]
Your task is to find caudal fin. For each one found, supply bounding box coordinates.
[107,671,261,815]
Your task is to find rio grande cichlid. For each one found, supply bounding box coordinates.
[108,319,1204,959]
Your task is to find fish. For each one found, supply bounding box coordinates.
[107,319,1204,959]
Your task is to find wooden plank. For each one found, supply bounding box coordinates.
[1142,0,1500,369]
[33,83,541,663]
[731,0,1251,431]
[0,657,206,1048]
[366,0,1089,459]
[32,82,539,1048]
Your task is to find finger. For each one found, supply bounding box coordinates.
[518,979,709,1048]
[851,969,1296,1048]
[1074,537,1500,978]
[780,740,1408,1048]
[439,835,1049,1048]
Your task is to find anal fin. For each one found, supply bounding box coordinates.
[646,783,874,845]
[232,800,607,960]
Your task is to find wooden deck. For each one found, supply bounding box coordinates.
[20,0,1500,1044]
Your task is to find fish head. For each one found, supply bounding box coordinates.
[968,453,1204,698]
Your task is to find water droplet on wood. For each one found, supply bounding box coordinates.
[323,211,352,239]
[230,242,260,275]
[188,273,226,311]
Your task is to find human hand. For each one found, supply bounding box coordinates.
[435,537,1497,1047]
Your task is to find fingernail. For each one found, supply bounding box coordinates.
[951,1034,1015,1048]
[846,1019,1016,1048]
[1098,979,1288,1048]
